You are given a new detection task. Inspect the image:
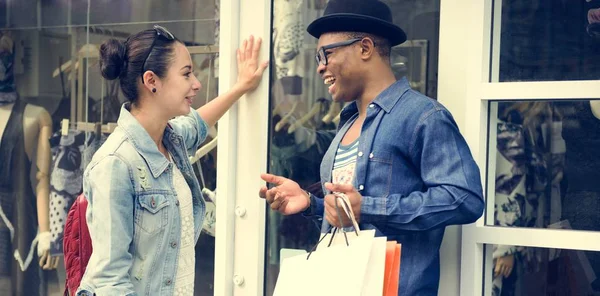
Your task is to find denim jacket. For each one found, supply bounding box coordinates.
[305,78,485,296]
[77,103,208,296]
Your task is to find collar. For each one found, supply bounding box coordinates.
[117,103,174,178]
[339,77,412,121]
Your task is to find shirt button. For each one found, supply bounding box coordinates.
[175,200,180,207]
[358,151,364,157]
[369,153,374,159]
[165,279,172,286]
[359,185,364,190]
[369,104,375,108]
[171,241,177,248]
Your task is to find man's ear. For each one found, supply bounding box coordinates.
[359,37,375,60]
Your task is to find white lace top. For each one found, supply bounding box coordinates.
[172,162,195,296]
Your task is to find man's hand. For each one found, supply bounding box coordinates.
[494,254,515,278]
[259,173,310,215]
[324,183,362,228]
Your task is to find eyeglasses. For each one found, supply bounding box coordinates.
[141,25,175,82]
[315,38,362,66]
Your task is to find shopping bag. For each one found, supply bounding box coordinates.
[273,194,386,296]
[383,241,401,296]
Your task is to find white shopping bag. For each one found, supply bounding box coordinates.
[274,194,387,296]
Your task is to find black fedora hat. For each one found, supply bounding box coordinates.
[307,0,407,46]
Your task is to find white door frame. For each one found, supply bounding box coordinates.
[460,1,600,296]
[214,0,272,295]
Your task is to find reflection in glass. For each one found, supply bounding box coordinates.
[496,0,600,82]
[490,100,600,230]
[1,1,219,295]
[489,100,600,292]
[266,0,441,295]
[487,244,600,296]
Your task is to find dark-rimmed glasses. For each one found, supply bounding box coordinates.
[141,25,175,82]
[315,38,362,66]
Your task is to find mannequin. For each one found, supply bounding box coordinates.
[0,31,58,295]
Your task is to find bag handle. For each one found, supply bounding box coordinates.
[305,193,361,260]
[333,193,360,233]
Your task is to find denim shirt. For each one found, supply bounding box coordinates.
[305,78,485,296]
[77,103,208,296]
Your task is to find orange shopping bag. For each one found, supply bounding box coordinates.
[383,241,401,296]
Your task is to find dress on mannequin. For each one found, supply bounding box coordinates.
[0,31,58,295]
[0,100,42,296]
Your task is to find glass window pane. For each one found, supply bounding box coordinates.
[487,100,600,232]
[485,244,600,295]
[494,0,600,82]
[4,0,88,29]
[88,0,218,26]
[1,1,218,294]
[265,0,441,295]
[41,0,89,27]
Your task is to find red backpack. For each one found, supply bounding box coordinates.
[62,193,93,296]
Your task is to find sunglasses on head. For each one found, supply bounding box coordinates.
[141,25,175,82]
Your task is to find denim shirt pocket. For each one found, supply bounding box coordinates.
[365,149,393,197]
[135,194,170,235]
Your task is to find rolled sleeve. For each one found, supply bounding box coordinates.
[168,107,209,155]
[79,155,137,296]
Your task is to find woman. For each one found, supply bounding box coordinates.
[77,25,267,295]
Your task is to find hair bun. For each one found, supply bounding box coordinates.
[99,39,127,80]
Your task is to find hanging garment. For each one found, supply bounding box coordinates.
[0,36,16,106]
[273,0,305,95]
[49,130,105,256]
[0,100,41,296]
[492,121,527,296]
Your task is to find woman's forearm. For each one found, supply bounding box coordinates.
[196,84,247,127]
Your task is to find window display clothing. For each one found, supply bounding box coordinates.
[48,131,105,256]
[493,121,527,296]
[77,103,208,296]
[273,0,304,95]
[0,36,16,105]
[0,99,41,296]
[303,78,485,296]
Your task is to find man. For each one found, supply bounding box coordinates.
[259,0,485,295]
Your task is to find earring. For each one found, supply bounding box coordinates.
[152,88,156,93]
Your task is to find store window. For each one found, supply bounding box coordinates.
[265,0,440,294]
[487,100,600,294]
[0,1,219,295]
[488,100,600,231]
[486,244,600,295]
[495,0,600,82]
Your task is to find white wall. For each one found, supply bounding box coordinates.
[437,0,471,295]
